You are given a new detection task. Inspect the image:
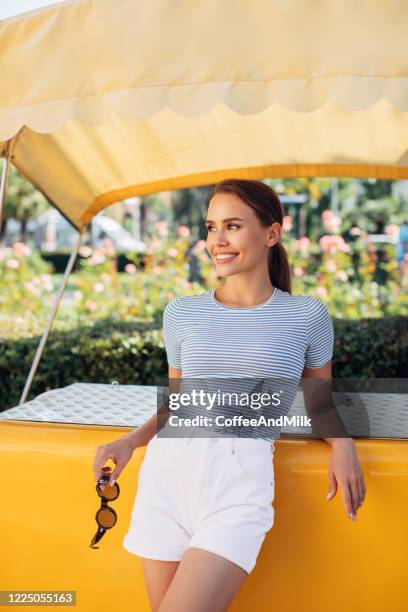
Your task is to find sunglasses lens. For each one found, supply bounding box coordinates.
[97,481,120,501]
[96,506,117,529]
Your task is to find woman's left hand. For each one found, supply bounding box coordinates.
[326,438,366,521]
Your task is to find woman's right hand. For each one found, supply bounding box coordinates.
[93,436,135,489]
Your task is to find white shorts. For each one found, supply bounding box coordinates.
[123,429,275,574]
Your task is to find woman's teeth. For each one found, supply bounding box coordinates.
[215,253,238,263]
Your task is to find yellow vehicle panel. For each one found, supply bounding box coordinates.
[1,419,407,611]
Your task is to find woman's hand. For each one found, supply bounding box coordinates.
[93,436,135,490]
[326,438,366,521]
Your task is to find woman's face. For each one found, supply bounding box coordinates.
[205,192,281,278]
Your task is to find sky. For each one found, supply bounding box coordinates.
[0,0,66,20]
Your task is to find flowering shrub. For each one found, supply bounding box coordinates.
[1,213,407,338]
[283,212,408,318]
[0,242,55,335]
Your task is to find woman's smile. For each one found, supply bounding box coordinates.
[214,252,239,264]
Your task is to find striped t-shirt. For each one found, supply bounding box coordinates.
[162,286,334,440]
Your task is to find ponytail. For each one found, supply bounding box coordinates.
[268,241,291,294]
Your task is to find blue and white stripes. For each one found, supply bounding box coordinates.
[162,287,334,441]
[163,287,334,379]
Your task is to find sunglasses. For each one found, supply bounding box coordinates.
[89,467,120,549]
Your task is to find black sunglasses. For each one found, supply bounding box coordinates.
[89,467,120,549]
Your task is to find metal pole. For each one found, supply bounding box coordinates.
[0,140,13,232]
[331,177,339,216]
[19,229,84,405]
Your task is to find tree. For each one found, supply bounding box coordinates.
[0,166,50,242]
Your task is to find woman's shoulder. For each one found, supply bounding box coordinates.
[164,291,210,314]
[279,290,330,319]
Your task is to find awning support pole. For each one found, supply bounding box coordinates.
[19,228,85,405]
[0,139,14,231]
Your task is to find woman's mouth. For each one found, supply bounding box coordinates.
[214,253,239,264]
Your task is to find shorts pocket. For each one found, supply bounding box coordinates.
[232,445,274,488]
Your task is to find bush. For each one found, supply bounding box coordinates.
[1,315,406,412]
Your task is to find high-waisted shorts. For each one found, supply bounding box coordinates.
[123,428,275,574]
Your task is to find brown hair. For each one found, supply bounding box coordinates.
[209,179,292,294]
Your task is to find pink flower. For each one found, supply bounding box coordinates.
[152,266,163,275]
[24,281,39,295]
[384,224,399,238]
[293,267,304,277]
[155,221,169,237]
[89,252,106,266]
[322,210,341,233]
[319,236,332,251]
[350,227,362,237]
[150,238,163,249]
[12,242,31,258]
[125,263,137,274]
[41,275,54,292]
[167,248,178,258]
[93,282,105,293]
[100,273,111,283]
[177,225,190,237]
[101,239,115,257]
[282,216,292,232]
[326,260,337,273]
[79,246,92,258]
[192,240,207,254]
[74,290,83,300]
[315,287,328,299]
[335,270,348,281]
[6,258,19,269]
[319,235,350,254]
[0,248,11,262]
[85,300,97,312]
[294,236,310,255]
[166,291,175,299]
[186,282,193,289]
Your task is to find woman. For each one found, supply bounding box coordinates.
[93,179,366,612]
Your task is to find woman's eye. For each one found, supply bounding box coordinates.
[206,224,240,231]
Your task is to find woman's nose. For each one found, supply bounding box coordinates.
[214,231,228,243]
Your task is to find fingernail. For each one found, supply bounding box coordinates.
[110,479,115,486]
[326,492,331,499]
[349,513,356,520]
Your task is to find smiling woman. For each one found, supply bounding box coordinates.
[205,179,291,307]
[110,178,367,612]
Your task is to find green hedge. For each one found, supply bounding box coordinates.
[1,316,407,412]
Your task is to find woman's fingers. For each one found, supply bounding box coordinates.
[339,479,355,520]
[360,475,367,502]
[93,445,111,484]
[326,468,337,500]
[340,475,366,519]
[357,475,366,506]
[349,478,360,515]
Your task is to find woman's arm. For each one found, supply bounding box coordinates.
[302,361,366,521]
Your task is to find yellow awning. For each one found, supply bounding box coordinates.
[1,0,407,229]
